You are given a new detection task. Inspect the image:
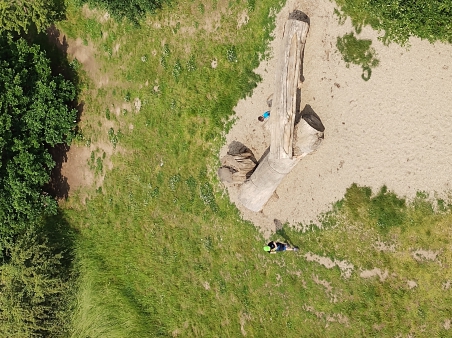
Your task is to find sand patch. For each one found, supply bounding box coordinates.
[113,43,120,55]
[67,38,97,73]
[134,97,142,112]
[407,280,418,289]
[112,102,133,116]
[220,0,452,236]
[412,249,440,262]
[60,141,116,194]
[359,268,389,282]
[202,281,210,290]
[304,252,354,278]
[239,312,252,336]
[60,144,94,191]
[237,10,249,29]
[204,11,222,33]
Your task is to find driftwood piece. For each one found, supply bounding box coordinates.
[239,11,314,212]
[218,141,257,184]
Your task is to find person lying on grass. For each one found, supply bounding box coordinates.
[264,241,298,253]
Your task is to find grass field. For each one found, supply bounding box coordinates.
[54,1,452,337]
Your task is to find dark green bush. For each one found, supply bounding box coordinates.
[335,0,452,45]
[0,35,77,236]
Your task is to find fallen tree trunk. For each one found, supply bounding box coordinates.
[239,11,312,212]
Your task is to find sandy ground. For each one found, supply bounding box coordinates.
[220,0,452,238]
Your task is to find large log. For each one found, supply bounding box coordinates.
[238,11,313,212]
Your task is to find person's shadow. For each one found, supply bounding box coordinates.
[274,219,298,248]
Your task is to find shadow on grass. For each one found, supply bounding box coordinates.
[274,219,298,248]
[343,184,407,232]
[41,210,78,271]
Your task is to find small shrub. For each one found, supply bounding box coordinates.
[96,156,103,174]
[124,91,131,102]
[247,0,256,11]
[226,45,238,63]
[163,43,170,57]
[172,60,182,80]
[168,174,181,191]
[108,128,118,148]
[186,56,196,72]
[200,182,218,212]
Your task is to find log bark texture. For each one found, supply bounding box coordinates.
[239,11,312,212]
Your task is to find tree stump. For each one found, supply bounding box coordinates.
[218,141,258,184]
[238,11,322,212]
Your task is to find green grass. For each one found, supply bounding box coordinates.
[336,32,379,81]
[51,1,452,337]
[334,0,452,45]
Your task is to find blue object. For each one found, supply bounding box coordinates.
[262,111,270,119]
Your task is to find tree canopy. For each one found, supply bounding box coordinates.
[0,35,77,236]
[0,219,75,337]
[0,0,65,34]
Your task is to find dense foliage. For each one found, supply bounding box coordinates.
[0,36,77,236]
[0,215,75,337]
[0,0,65,34]
[334,0,452,45]
[80,0,171,24]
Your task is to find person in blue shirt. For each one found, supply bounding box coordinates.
[258,111,270,122]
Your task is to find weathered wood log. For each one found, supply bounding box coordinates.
[293,112,325,157]
[239,11,316,212]
[269,11,310,161]
[218,141,258,184]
